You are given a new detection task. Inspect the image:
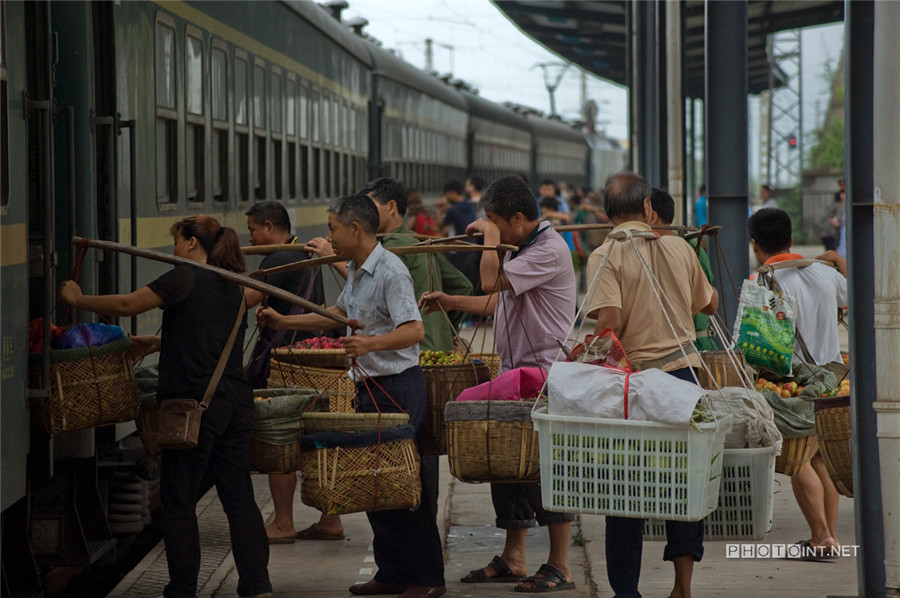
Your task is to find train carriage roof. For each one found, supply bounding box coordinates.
[281,1,373,66]
[526,114,587,146]
[492,0,844,99]
[459,91,530,131]
[363,40,468,111]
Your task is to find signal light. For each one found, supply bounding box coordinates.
[788,136,798,148]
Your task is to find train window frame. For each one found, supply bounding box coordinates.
[252,57,267,201]
[154,13,178,209]
[210,40,228,205]
[234,49,250,205]
[298,80,309,200]
[184,26,205,207]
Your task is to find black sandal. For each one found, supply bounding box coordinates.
[514,563,575,593]
[460,555,525,583]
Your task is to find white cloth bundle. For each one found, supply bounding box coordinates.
[547,361,705,425]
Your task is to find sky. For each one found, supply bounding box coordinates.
[343,0,844,186]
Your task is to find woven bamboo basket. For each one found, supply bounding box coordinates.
[301,412,409,434]
[469,353,500,380]
[250,441,300,474]
[249,388,324,474]
[697,350,749,390]
[421,362,491,456]
[266,360,355,413]
[271,347,349,369]
[774,434,819,476]
[299,426,421,515]
[30,337,141,435]
[815,395,853,497]
[445,400,540,483]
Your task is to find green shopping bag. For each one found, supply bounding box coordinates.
[733,279,796,377]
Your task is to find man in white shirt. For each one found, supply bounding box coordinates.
[748,208,848,556]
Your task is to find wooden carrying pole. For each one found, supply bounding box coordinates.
[71,237,356,329]
[254,242,519,278]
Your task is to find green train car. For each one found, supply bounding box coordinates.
[0,2,597,592]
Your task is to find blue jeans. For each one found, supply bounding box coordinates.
[160,398,271,598]
[604,367,704,598]
[357,366,445,587]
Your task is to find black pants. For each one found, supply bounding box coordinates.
[356,366,445,587]
[161,398,271,598]
[604,366,704,598]
[490,482,574,528]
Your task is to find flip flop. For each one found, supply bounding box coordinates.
[514,563,575,593]
[460,555,525,583]
[295,524,345,541]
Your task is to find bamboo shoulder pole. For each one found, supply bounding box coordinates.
[256,242,519,277]
[71,237,356,329]
[243,231,439,255]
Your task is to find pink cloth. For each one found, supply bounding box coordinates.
[495,222,576,373]
[455,367,547,402]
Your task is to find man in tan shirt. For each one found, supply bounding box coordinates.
[584,172,718,598]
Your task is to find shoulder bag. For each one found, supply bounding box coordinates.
[156,299,247,450]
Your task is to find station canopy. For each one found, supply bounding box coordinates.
[492,1,844,98]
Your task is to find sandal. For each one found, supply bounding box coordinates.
[460,555,525,583]
[515,563,575,593]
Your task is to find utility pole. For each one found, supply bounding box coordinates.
[533,62,569,117]
[425,38,433,71]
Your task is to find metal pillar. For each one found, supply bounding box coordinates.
[634,0,665,186]
[665,0,684,223]
[705,0,748,324]
[870,0,898,594]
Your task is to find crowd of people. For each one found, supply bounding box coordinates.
[57,169,848,598]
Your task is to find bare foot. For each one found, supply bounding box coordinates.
[265,521,296,543]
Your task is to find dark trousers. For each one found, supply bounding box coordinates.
[357,366,445,587]
[161,398,271,598]
[491,482,575,528]
[604,366,704,598]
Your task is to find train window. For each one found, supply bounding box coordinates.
[253,61,266,130]
[299,85,308,140]
[155,16,177,205]
[322,94,330,146]
[185,32,203,116]
[271,69,283,199]
[271,70,282,134]
[286,77,297,201]
[211,43,228,204]
[155,20,176,110]
[234,52,249,203]
[311,90,320,143]
[253,59,266,200]
[185,30,204,204]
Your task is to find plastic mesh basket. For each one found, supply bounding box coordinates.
[533,407,731,521]
[643,446,776,539]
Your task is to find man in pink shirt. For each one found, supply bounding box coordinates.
[421,174,577,592]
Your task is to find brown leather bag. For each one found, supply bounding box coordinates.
[156,299,246,450]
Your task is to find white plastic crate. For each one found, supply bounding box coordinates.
[532,407,731,521]
[643,446,776,540]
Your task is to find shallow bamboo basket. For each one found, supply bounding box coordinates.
[266,360,355,413]
[300,412,409,434]
[774,434,819,476]
[445,400,540,483]
[814,395,853,497]
[421,362,490,456]
[697,350,748,390]
[299,431,421,515]
[271,347,349,369]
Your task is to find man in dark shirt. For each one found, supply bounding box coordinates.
[440,178,480,291]
[244,201,328,544]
